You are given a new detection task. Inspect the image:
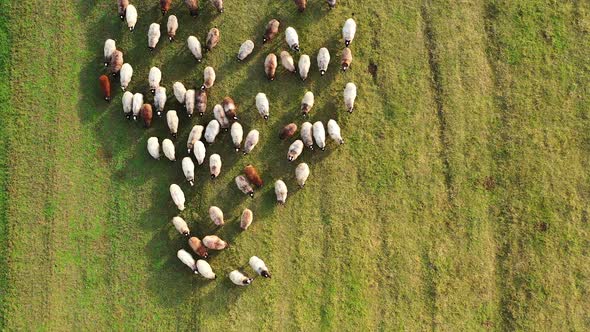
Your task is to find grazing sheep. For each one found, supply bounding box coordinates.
[119,63,133,91]
[99,75,111,101]
[219,97,237,121]
[184,0,199,16]
[204,120,220,144]
[147,137,160,160]
[285,27,300,52]
[287,140,304,161]
[187,36,203,62]
[235,175,254,197]
[162,138,176,161]
[154,87,167,117]
[182,157,195,186]
[243,130,260,154]
[172,216,190,236]
[167,111,179,138]
[201,67,216,91]
[209,154,222,179]
[167,15,178,41]
[103,39,116,66]
[125,4,138,31]
[231,122,243,152]
[193,141,206,165]
[211,0,224,12]
[237,40,254,61]
[160,0,172,15]
[117,0,129,20]
[132,93,143,120]
[301,121,314,149]
[148,23,161,51]
[229,270,253,286]
[122,91,133,118]
[141,104,153,128]
[206,28,220,51]
[197,260,216,279]
[173,81,187,105]
[279,123,297,140]
[170,184,186,211]
[327,119,344,144]
[196,90,207,116]
[342,18,357,47]
[255,93,269,120]
[108,49,123,76]
[313,121,326,150]
[148,67,161,94]
[327,0,336,9]
[301,91,314,117]
[293,0,307,12]
[298,54,310,81]
[344,82,357,113]
[177,249,197,273]
[275,180,288,204]
[213,104,230,130]
[280,51,296,73]
[317,47,331,76]
[187,125,204,154]
[263,19,280,43]
[185,89,196,118]
[249,256,271,278]
[264,53,278,80]
[202,235,228,250]
[296,163,310,187]
[188,237,208,258]
[341,47,352,71]
[244,164,263,187]
[240,209,253,230]
[209,206,224,225]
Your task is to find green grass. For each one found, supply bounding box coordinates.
[1,0,589,330]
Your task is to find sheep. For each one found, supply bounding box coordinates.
[147,137,160,160]
[293,0,307,12]
[249,256,271,278]
[244,164,263,187]
[231,122,243,152]
[263,19,280,43]
[301,122,314,149]
[162,138,176,161]
[287,140,304,161]
[229,270,253,286]
[148,23,161,51]
[119,63,133,91]
[173,82,187,105]
[240,209,253,230]
[185,89,196,118]
[235,175,254,197]
[172,216,190,236]
[184,0,199,16]
[237,40,254,61]
[154,87,167,117]
[125,4,137,31]
[264,53,278,81]
[341,47,352,71]
[209,206,224,226]
[177,249,197,273]
[193,141,206,165]
[342,18,357,47]
[99,75,111,101]
[279,123,297,140]
[187,36,203,62]
[255,93,269,120]
[170,184,186,211]
[182,157,195,186]
[211,0,224,13]
[243,129,260,154]
[298,54,310,81]
[196,90,207,116]
[202,235,228,250]
[108,49,123,76]
[167,15,178,41]
[122,91,133,118]
[117,0,129,20]
[197,260,216,279]
[327,0,336,9]
[209,154,222,179]
[295,163,310,188]
[220,97,237,120]
[275,180,288,204]
[148,67,161,94]
[160,0,172,15]
[313,121,326,150]
[206,28,220,51]
[344,82,357,113]
[317,47,331,76]
[167,111,179,138]
[202,66,215,90]
[141,104,153,128]
[205,120,220,144]
[285,27,300,52]
[132,93,143,120]
[103,39,116,66]
[327,119,344,144]
[280,51,296,73]
[187,125,204,154]
[188,237,209,258]
[213,104,230,130]
[301,91,314,116]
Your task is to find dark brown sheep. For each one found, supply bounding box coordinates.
[279,123,298,140]
[211,0,224,13]
[263,19,280,43]
[244,164,263,187]
[196,90,207,116]
[293,0,307,12]
[222,96,238,121]
[99,75,111,102]
[264,53,277,81]
[184,0,199,16]
[341,47,352,71]
[188,237,209,258]
[109,49,123,76]
[141,104,153,128]
[118,0,129,20]
[160,0,172,15]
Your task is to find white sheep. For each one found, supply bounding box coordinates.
[187,125,204,154]
[213,104,229,130]
[342,18,357,47]
[209,206,224,226]
[132,93,143,121]
[182,157,195,186]
[167,15,178,41]
[122,91,133,119]
[243,129,260,154]
[327,119,344,144]
[205,120,220,144]
[197,260,216,279]
[147,137,160,160]
[256,93,269,120]
[148,67,161,94]
[187,36,203,62]
[344,82,357,113]
[237,40,254,61]
[170,184,186,211]
[173,82,187,105]
[209,154,222,179]
[125,4,137,32]
[104,39,116,66]
[240,209,253,230]
[202,235,228,250]
[287,140,304,162]
[317,47,331,76]
[229,270,253,286]
[202,66,215,90]
[167,111,179,138]
[301,121,314,150]
[313,121,326,151]
[301,91,314,116]
[285,27,300,52]
[185,89,196,117]
[162,138,176,161]
[275,180,288,204]
[235,175,254,197]
[172,216,190,236]
[154,87,167,117]
[119,63,133,91]
[298,54,310,81]
[296,163,310,188]
[231,122,243,152]
[193,141,206,165]
[148,23,161,51]
[280,51,296,73]
[249,256,271,278]
[177,249,197,273]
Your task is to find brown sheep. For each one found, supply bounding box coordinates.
[279,123,297,140]
[240,209,253,230]
[211,0,224,13]
[188,237,209,258]
[160,0,172,15]
[264,53,277,80]
[263,19,280,43]
[293,0,307,12]
[244,164,263,187]
[109,49,123,76]
[141,104,153,128]
[118,0,129,20]
[341,47,352,71]
[206,28,220,51]
[98,75,111,102]
[185,0,199,16]
[222,96,238,121]
[196,89,207,116]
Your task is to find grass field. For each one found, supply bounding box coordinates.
[1,0,589,330]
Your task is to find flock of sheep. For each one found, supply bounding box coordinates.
[98,0,357,286]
